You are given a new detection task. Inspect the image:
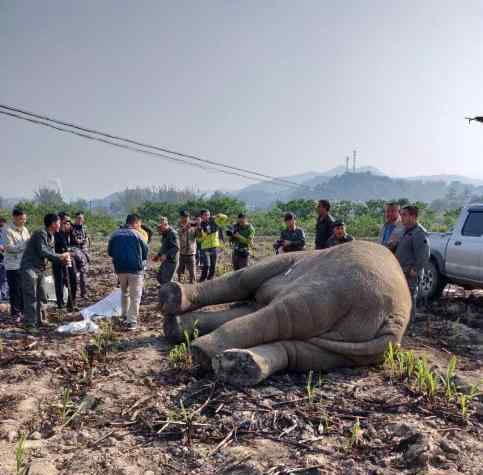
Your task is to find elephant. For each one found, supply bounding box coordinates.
[160,240,411,386]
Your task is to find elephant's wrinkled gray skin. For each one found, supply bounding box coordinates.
[160,241,411,386]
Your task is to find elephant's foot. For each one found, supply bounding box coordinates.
[163,315,185,344]
[191,344,213,371]
[159,282,193,315]
[212,349,267,387]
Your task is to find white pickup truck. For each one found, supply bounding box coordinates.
[420,204,483,300]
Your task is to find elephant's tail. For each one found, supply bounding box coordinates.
[311,334,398,358]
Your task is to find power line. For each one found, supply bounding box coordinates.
[0,103,305,189]
[0,109,289,184]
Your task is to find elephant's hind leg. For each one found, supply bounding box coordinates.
[163,302,257,344]
[212,340,354,387]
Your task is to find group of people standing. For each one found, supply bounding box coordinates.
[273,199,429,322]
[0,209,90,331]
[107,209,255,330]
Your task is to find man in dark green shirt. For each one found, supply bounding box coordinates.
[228,213,255,270]
[21,213,70,330]
[153,217,179,285]
[274,213,306,253]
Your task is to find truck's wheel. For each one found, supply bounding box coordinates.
[420,260,447,301]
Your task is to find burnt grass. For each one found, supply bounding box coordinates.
[0,240,482,475]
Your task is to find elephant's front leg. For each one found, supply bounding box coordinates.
[163,302,258,344]
[212,341,355,386]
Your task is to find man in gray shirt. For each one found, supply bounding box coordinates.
[395,205,430,324]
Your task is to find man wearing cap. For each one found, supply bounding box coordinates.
[177,210,198,284]
[228,213,255,270]
[153,216,179,286]
[274,213,306,253]
[395,205,430,324]
[315,199,335,250]
[326,221,354,247]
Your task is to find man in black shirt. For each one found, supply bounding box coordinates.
[54,217,78,310]
[274,213,306,253]
[21,214,70,330]
[153,217,179,285]
[315,199,335,250]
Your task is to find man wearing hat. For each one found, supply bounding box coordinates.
[274,213,306,253]
[228,213,255,270]
[326,221,354,247]
[177,210,198,283]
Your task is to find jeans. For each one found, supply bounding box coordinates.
[0,263,8,300]
[118,273,144,324]
[6,269,23,316]
[199,248,217,282]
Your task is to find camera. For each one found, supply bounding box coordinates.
[273,239,284,250]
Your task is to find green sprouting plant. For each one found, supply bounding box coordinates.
[168,321,199,369]
[440,355,458,401]
[79,347,94,383]
[415,358,428,393]
[305,370,316,404]
[15,433,29,475]
[384,341,397,376]
[405,350,416,380]
[426,370,439,398]
[459,384,480,419]
[91,320,116,355]
[58,387,77,425]
[348,417,363,449]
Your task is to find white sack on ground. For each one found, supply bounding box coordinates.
[80,289,123,320]
[56,289,122,335]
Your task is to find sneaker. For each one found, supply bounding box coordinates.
[123,321,138,331]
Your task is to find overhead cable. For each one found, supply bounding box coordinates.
[0,108,290,184]
[0,103,305,189]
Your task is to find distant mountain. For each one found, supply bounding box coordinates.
[405,175,483,187]
[234,167,483,209]
[234,166,387,207]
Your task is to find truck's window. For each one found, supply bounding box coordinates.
[461,211,483,237]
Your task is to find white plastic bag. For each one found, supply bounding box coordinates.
[80,289,123,320]
[56,319,99,335]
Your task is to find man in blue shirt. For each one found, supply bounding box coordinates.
[378,202,405,250]
[108,214,148,331]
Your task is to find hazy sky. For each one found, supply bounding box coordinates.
[2,0,483,199]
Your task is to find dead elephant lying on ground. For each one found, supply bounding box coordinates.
[160,241,411,386]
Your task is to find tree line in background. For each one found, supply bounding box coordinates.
[0,185,467,239]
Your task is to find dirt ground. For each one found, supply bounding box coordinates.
[0,240,482,475]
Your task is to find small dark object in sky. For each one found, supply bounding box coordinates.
[465,116,483,124]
